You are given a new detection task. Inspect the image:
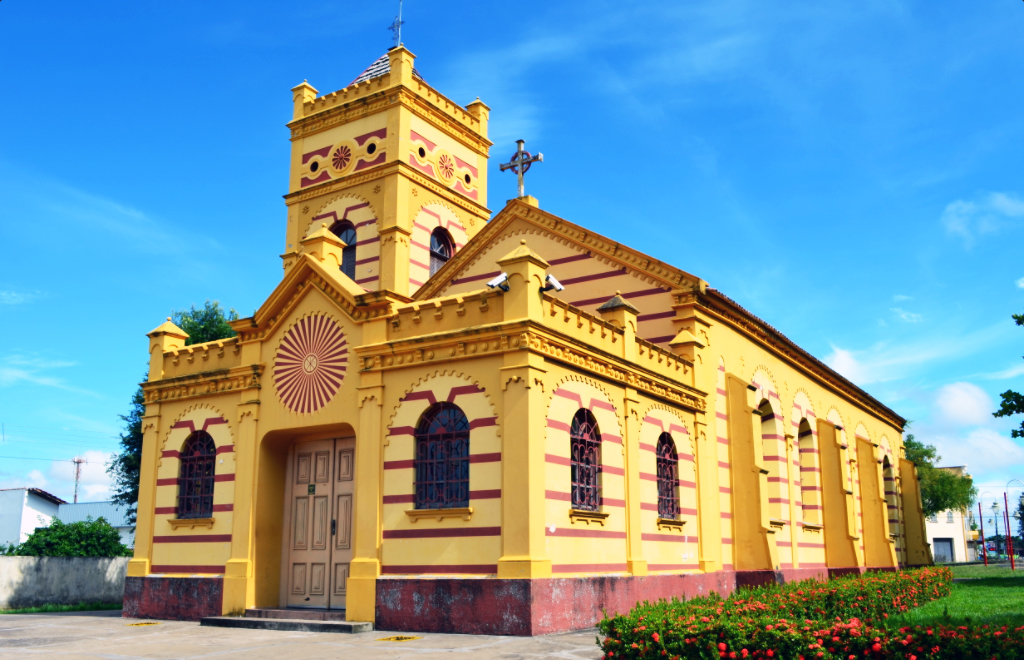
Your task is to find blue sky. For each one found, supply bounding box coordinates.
[1,0,1022,507]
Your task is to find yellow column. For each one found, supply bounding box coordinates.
[496,355,552,578]
[622,388,647,576]
[222,398,260,615]
[495,239,553,578]
[127,403,161,577]
[347,382,384,622]
[693,411,721,572]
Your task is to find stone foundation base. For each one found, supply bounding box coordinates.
[123,576,223,621]
[375,569,835,635]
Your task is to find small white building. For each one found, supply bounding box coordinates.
[0,487,66,547]
[57,501,134,548]
[924,466,973,564]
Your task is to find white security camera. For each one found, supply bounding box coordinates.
[541,273,564,293]
[487,272,510,292]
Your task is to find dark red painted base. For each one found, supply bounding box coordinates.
[376,569,837,636]
[123,576,223,621]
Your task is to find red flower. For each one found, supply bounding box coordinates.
[872,643,881,652]
[719,643,727,651]
[652,633,659,643]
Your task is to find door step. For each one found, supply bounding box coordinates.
[245,608,350,621]
[200,615,372,634]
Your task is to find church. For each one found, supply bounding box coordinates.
[124,46,931,635]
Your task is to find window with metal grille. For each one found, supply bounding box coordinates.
[570,409,601,512]
[177,431,216,519]
[656,432,680,519]
[414,403,470,509]
[330,221,358,280]
[429,227,453,276]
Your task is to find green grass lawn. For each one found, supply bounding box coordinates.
[0,602,122,615]
[891,568,1024,629]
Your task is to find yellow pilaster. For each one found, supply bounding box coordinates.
[347,381,384,623]
[127,403,161,578]
[222,398,260,615]
[496,356,551,578]
[622,387,647,576]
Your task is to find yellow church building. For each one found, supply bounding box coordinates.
[123,47,931,635]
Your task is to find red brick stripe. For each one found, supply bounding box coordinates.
[548,253,591,265]
[545,490,571,501]
[545,453,571,466]
[153,534,232,543]
[547,527,626,539]
[383,527,500,539]
[151,565,225,574]
[468,417,497,430]
[642,533,690,543]
[469,452,501,464]
[649,563,700,571]
[384,460,415,470]
[553,563,628,573]
[381,564,496,575]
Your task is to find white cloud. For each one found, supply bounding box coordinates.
[47,450,115,501]
[984,363,1024,380]
[934,382,994,426]
[942,192,1024,246]
[0,291,40,305]
[0,355,97,397]
[1016,277,1024,289]
[891,307,923,323]
[824,321,1011,385]
[929,428,1024,476]
[893,294,912,302]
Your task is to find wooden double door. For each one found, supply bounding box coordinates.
[286,438,355,609]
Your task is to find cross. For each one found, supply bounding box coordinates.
[499,139,544,198]
[387,0,405,47]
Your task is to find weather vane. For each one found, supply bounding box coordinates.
[388,0,405,47]
[500,139,544,198]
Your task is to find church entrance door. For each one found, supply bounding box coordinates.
[285,437,355,610]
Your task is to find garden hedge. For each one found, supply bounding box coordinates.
[598,568,1024,659]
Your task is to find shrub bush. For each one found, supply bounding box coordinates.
[597,568,1024,659]
[1,517,132,557]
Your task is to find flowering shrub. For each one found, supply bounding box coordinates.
[597,568,1024,659]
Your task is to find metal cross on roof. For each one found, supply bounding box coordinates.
[387,0,405,47]
[499,139,544,199]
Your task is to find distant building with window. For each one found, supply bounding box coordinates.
[924,466,973,563]
[124,47,932,633]
[0,487,65,546]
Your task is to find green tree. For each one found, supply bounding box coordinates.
[106,300,238,524]
[2,517,132,557]
[904,434,977,518]
[993,312,1024,438]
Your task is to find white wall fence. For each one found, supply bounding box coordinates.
[0,557,129,609]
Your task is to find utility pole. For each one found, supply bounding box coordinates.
[72,457,84,503]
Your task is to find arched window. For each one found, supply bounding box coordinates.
[429,227,454,276]
[330,221,358,280]
[797,419,822,525]
[656,433,680,519]
[178,431,216,519]
[414,403,470,509]
[570,409,601,512]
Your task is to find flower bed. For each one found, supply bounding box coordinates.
[598,568,1024,659]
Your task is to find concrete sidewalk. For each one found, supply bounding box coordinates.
[0,610,605,659]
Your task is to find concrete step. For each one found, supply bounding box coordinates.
[244,608,348,621]
[200,616,373,634]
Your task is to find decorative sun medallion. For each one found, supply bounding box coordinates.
[331,144,353,172]
[274,315,348,414]
[435,151,456,184]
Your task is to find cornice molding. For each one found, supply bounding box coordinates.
[288,86,491,155]
[142,364,263,405]
[355,321,706,412]
[283,160,491,220]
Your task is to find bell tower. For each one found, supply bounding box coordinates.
[282,47,491,297]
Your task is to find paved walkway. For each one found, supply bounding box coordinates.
[0,610,604,659]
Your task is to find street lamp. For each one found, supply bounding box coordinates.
[992,501,1003,559]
